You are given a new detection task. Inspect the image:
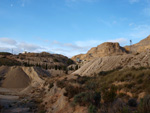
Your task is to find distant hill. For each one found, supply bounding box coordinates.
[72,35,150,62]
[0,52,75,69]
[72,42,128,61]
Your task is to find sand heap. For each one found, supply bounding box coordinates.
[2,67,31,88]
[0,66,49,89]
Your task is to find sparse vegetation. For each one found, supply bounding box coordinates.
[128,98,137,107]
[103,85,117,103]
[48,83,54,89]
[0,58,21,66]
[137,95,150,113]
[64,85,83,99]
[0,52,12,55]
[56,80,66,89]
[53,67,150,112]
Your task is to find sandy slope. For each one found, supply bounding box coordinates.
[0,66,49,89]
[73,51,150,76]
[2,67,31,88]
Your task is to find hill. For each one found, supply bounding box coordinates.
[0,52,74,70]
[72,42,128,61]
[125,35,150,53]
[73,51,150,76]
[72,35,150,62]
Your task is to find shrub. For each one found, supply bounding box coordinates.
[53,59,59,62]
[49,83,54,89]
[128,98,137,107]
[137,78,143,84]
[88,104,97,113]
[0,52,12,55]
[121,107,129,113]
[103,85,117,103]
[118,93,126,98]
[138,95,150,113]
[64,85,82,99]
[38,110,46,113]
[77,76,90,84]
[74,91,101,107]
[110,98,128,113]
[56,80,66,89]
[85,81,97,90]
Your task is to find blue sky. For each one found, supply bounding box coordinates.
[0,0,150,57]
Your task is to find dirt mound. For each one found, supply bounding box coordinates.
[72,42,127,61]
[0,66,49,89]
[1,67,31,88]
[73,51,150,76]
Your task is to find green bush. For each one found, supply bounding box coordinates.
[138,95,150,113]
[0,58,21,66]
[76,76,90,84]
[56,80,66,89]
[73,91,101,107]
[103,85,117,103]
[88,104,97,113]
[0,52,12,55]
[53,59,59,62]
[137,78,143,84]
[64,85,82,99]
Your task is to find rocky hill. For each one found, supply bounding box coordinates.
[0,52,74,69]
[72,35,150,62]
[72,42,128,61]
[125,35,150,53]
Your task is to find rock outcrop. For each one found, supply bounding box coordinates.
[72,42,127,61]
[72,35,150,62]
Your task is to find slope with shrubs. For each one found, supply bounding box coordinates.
[42,67,150,113]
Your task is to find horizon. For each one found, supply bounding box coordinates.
[0,0,150,57]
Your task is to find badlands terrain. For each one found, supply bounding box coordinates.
[0,35,150,113]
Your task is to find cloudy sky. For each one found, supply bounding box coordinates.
[0,0,150,57]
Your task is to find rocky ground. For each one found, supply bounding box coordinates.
[0,88,37,113]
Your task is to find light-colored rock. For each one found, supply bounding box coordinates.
[73,51,150,76]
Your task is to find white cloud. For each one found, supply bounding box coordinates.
[17,42,43,51]
[129,25,150,38]
[0,38,17,45]
[107,38,128,45]
[75,40,101,47]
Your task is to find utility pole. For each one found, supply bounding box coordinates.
[12,49,13,55]
[130,40,132,54]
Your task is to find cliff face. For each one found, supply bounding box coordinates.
[72,42,127,61]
